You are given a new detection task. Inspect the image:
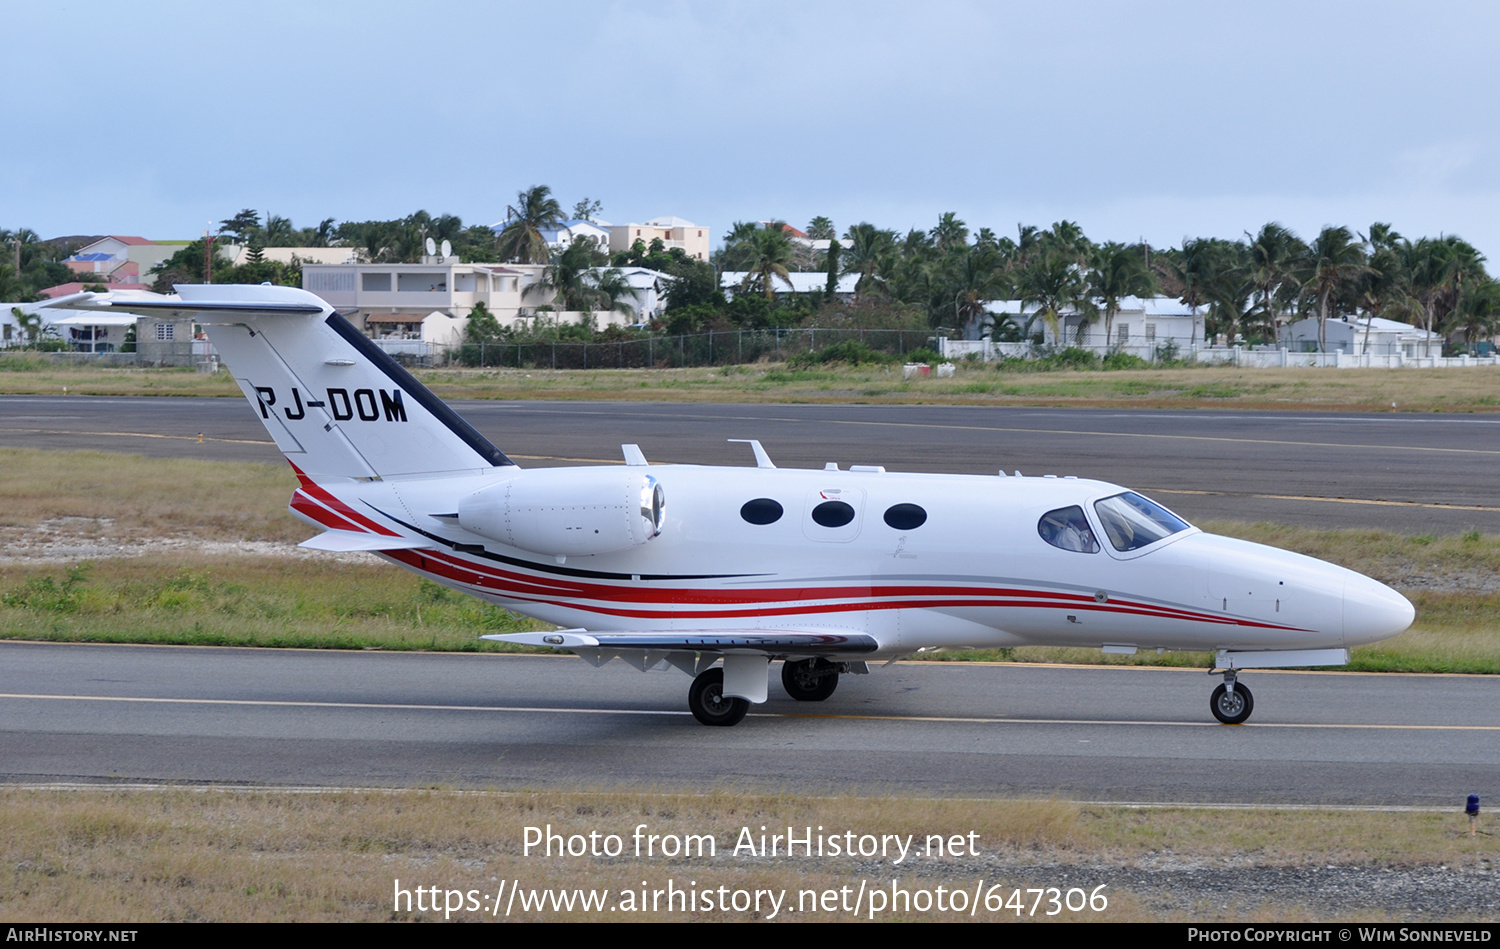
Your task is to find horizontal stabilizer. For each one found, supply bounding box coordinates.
[483,629,879,655]
[298,531,434,552]
[43,285,326,323]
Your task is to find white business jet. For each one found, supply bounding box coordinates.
[55,285,1415,726]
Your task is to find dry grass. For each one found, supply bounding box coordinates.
[1,788,1491,922]
[0,448,301,543]
[3,357,1500,411]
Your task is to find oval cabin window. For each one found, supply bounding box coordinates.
[883,503,927,530]
[739,498,784,525]
[811,500,856,528]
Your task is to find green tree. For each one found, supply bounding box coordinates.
[218,209,260,243]
[739,225,795,300]
[840,223,897,298]
[1015,253,1086,341]
[1302,226,1373,352]
[1245,222,1305,338]
[1088,242,1158,347]
[464,301,504,343]
[537,238,601,311]
[571,197,603,222]
[496,186,564,264]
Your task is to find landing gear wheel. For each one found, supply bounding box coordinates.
[688,668,749,727]
[1210,682,1254,724]
[781,658,839,701]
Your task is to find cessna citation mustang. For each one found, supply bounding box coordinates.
[58,285,1415,727]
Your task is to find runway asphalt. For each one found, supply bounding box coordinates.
[3,395,1498,533]
[1,641,1494,804]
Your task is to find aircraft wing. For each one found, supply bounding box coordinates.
[483,629,879,698]
[484,629,879,655]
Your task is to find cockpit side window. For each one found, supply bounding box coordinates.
[1093,492,1191,552]
[1037,506,1099,553]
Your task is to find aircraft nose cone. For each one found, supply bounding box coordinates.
[1343,575,1415,646]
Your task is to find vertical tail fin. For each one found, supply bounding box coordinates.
[59,284,513,480]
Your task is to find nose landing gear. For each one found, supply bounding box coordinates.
[1210,669,1254,724]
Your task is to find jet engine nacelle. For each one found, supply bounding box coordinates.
[457,468,664,557]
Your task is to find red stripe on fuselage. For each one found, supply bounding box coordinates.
[383,548,1309,632]
[290,490,368,534]
[286,462,399,536]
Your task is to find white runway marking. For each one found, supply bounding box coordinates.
[5,692,1498,731]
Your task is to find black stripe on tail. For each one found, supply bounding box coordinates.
[324,313,514,468]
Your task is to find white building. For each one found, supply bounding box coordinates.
[524,219,611,256]
[301,258,650,351]
[720,271,858,300]
[974,296,1206,352]
[1281,315,1442,356]
[302,260,548,350]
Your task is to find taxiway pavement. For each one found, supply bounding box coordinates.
[1,642,1494,804]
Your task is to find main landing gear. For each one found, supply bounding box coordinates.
[1210,669,1254,725]
[781,658,840,702]
[688,659,844,726]
[688,668,749,727]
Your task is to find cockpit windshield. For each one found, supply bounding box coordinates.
[1092,492,1191,552]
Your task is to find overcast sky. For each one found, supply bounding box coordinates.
[6,0,1500,259]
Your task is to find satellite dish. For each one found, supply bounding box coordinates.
[425,237,437,256]
[440,239,452,259]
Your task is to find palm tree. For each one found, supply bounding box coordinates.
[536,237,598,312]
[1088,243,1158,348]
[1245,222,1304,338]
[1302,226,1373,352]
[587,268,642,319]
[841,223,896,298]
[1015,253,1086,342]
[1406,235,1487,355]
[1164,237,1237,346]
[1445,278,1500,351]
[740,225,795,300]
[806,216,835,241]
[930,212,968,254]
[1354,223,1406,354]
[949,245,1009,335]
[496,186,564,264]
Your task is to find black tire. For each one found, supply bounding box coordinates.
[781,658,839,701]
[1210,682,1254,725]
[688,668,749,726]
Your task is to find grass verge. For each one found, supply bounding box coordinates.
[3,358,1500,411]
[1,788,1493,922]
